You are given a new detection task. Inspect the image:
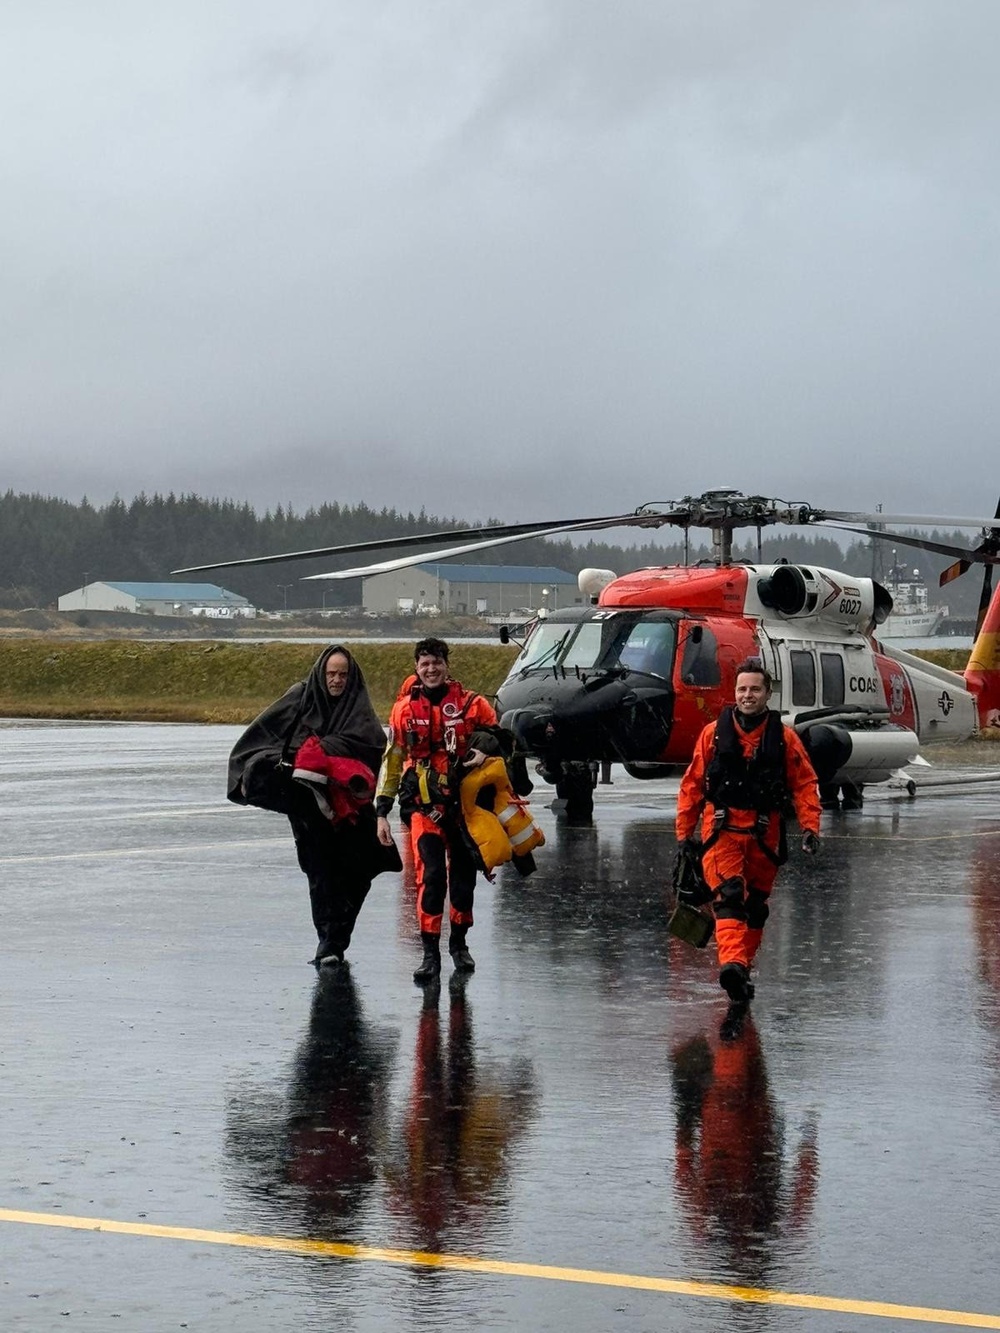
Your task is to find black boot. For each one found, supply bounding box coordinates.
[413,932,442,985]
[449,925,475,974]
[312,928,345,967]
[719,961,751,1005]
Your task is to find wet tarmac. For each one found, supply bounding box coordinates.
[3,719,1000,1331]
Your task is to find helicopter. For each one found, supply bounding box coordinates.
[176,489,1000,821]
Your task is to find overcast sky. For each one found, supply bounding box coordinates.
[4,1,1000,545]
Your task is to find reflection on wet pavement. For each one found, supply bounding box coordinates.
[3,721,1000,1330]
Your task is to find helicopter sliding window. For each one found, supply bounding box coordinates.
[680,624,720,687]
[616,621,675,677]
[790,650,817,706]
[820,652,845,707]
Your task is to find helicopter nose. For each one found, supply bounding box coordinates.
[500,707,554,751]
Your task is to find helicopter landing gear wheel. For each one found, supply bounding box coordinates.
[555,762,596,823]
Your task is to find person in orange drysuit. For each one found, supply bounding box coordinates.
[675,658,821,1007]
[375,637,499,984]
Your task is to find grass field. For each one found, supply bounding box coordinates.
[0,640,520,724]
[0,639,987,730]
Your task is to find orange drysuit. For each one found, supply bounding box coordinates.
[676,709,820,970]
[376,675,498,936]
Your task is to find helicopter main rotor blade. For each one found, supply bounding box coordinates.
[172,512,647,574]
[171,490,1000,578]
[821,510,1000,528]
[828,524,1000,569]
[301,515,667,581]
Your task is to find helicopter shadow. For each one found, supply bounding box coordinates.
[223,968,399,1240]
[669,1014,818,1291]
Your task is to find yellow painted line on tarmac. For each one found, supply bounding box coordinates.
[2,1208,999,1328]
[0,839,287,865]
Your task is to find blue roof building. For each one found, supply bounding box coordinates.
[58,580,255,618]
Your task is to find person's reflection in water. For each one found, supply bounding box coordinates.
[385,975,537,1254]
[670,1017,817,1287]
[970,833,1000,1098]
[225,970,397,1238]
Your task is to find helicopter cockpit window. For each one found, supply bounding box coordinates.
[820,652,845,707]
[561,620,622,669]
[680,624,721,687]
[616,621,676,677]
[512,622,572,670]
[790,650,817,706]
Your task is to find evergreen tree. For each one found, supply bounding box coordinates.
[0,490,985,617]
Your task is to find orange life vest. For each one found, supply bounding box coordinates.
[396,677,481,773]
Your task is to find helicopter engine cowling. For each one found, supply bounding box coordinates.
[748,565,884,632]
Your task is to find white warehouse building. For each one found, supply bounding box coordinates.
[361,564,580,617]
[58,581,255,618]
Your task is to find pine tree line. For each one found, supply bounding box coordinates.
[0,489,984,615]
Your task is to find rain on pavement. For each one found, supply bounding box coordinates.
[2,719,1000,1332]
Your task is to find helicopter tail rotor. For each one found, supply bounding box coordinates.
[935,497,1000,636]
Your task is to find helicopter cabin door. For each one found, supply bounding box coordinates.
[772,637,879,724]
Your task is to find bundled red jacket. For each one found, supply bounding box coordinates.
[292,736,376,824]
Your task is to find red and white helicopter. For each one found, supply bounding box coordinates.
[178,489,1000,820]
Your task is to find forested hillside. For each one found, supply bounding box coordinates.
[0,489,984,616]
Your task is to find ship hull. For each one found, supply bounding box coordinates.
[880,607,947,638]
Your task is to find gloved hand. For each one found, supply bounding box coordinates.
[674,838,708,903]
[801,830,820,855]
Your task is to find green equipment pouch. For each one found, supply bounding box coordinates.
[667,900,715,950]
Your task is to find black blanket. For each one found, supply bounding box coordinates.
[227,645,386,806]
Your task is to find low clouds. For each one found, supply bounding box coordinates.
[3,1,999,529]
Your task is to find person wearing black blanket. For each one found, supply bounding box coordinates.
[227,645,399,967]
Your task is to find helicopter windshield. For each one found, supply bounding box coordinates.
[561,620,620,669]
[561,617,675,674]
[512,613,676,675]
[512,621,574,670]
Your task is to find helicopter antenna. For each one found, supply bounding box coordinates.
[870,503,886,581]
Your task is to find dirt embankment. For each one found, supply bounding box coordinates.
[0,608,500,640]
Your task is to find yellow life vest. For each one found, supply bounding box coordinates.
[459,756,545,876]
